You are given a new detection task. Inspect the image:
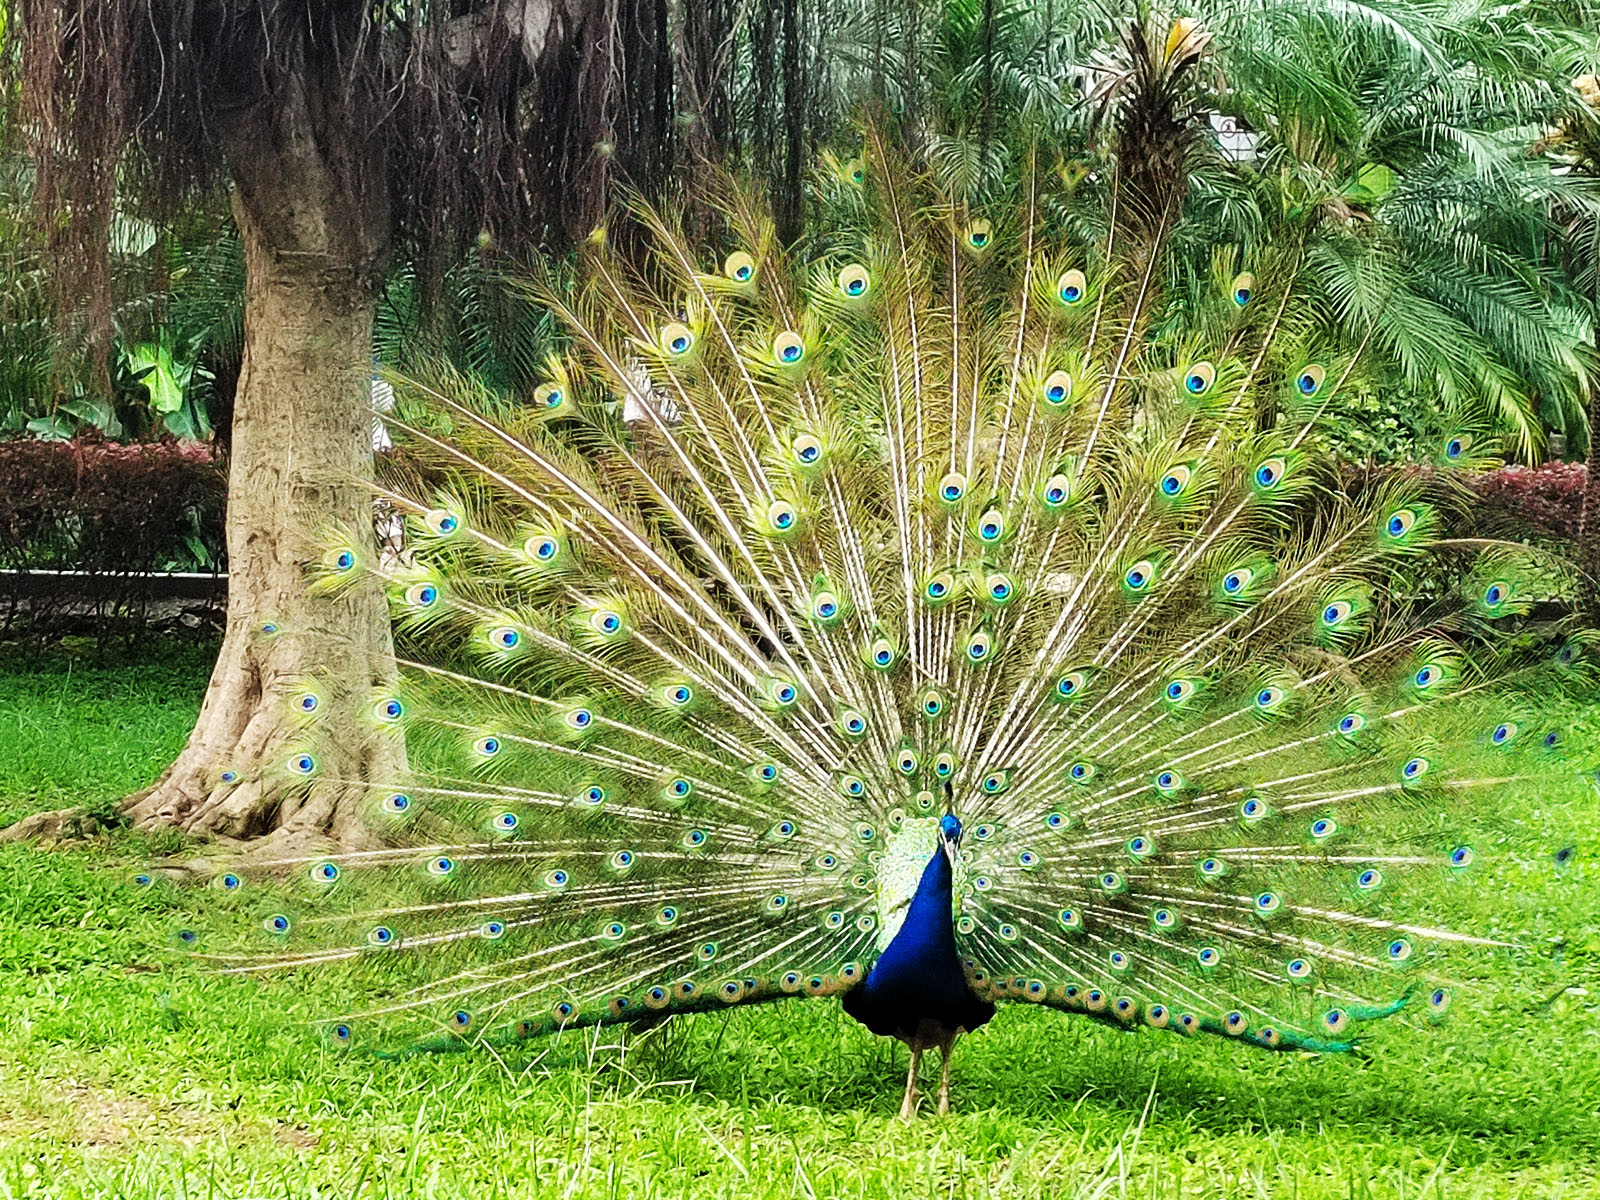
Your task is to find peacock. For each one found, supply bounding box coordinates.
[171,111,1596,1119]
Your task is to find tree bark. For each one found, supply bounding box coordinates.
[1580,369,1600,615]
[1578,215,1600,617]
[126,71,401,848]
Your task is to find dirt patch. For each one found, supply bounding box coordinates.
[0,1075,306,1151]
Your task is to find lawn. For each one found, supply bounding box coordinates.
[0,640,1597,1199]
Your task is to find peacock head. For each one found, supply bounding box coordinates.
[939,811,963,862]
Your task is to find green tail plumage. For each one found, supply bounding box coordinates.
[171,124,1595,1076]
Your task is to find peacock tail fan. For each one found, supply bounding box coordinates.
[165,132,1596,1061]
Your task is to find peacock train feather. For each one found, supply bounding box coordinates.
[168,125,1596,1117]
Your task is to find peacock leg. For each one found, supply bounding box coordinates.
[898,1046,922,1119]
[937,1038,955,1116]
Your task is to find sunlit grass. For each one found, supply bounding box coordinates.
[1,641,1597,1199]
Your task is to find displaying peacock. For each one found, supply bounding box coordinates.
[173,113,1596,1119]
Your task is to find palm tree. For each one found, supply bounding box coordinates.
[827,0,1592,458]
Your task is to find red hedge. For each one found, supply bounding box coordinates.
[1469,461,1585,543]
[0,438,226,638]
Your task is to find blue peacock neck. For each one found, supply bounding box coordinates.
[840,818,995,1047]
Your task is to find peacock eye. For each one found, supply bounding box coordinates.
[838,264,871,296]
[1042,370,1073,405]
[1184,362,1216,395]
[1057,270,1087,306]
[767,500,798,532]
[724,251,756,282]
[1231,272,1253,307]
[661,322,694,356]
[1056,670,1087,698]
[1160,465,1191,497]
[1254,457,1286,489]
[773,331,806,365]
[1296,364,1327,396]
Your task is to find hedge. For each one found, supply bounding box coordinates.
[0,437,1589,642]
[0,437,226,641]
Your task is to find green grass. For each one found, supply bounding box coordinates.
[1,641,1598,1199]
[0,639,216,829]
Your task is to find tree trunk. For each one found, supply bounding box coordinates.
[1580,373,1600,615]
[126,73,400,848]
[1579,214,1600,617]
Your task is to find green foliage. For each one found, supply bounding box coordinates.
[836,0,1596,462]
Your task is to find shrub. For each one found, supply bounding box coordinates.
[1469,461,1585,543]
[0,437,226,643]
